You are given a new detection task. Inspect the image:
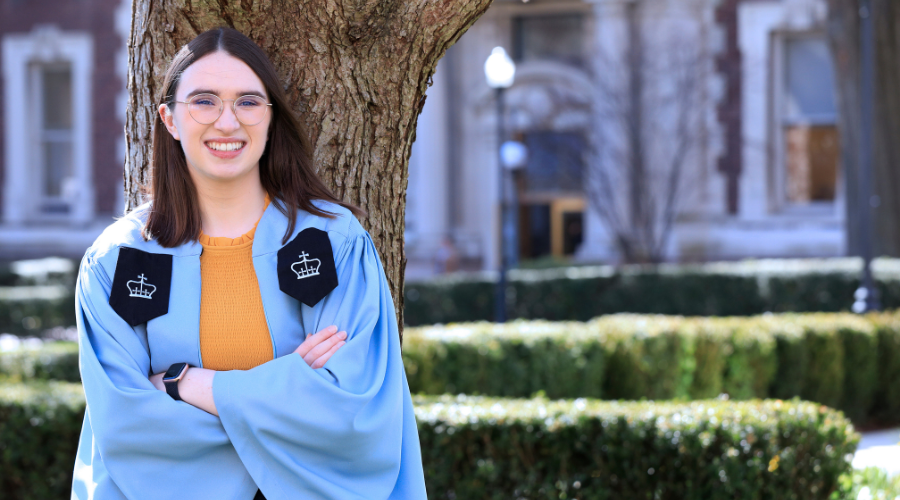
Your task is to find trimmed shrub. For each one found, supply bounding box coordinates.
[0,286,75,336]
[403,321,605,399]
[831,467,900,500]
[10,257,900,332]
[7,313,896,427]
[760,314,878,424]
[405,267,766,326]
[721,319,778,400]
[404,315,779,404]
[0,381,85,500]
[414,394,859,500]
[404,258,900,326]
[0,382,860,500]
[866,314,900,427]
[591,315,695,401]
[404,313,892,426]
[0,341,80,383]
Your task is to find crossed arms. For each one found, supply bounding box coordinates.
[147,325,348,416]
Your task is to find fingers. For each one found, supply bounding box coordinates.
[310,339,346,369]
[294,325,339,357]
[303,330,347,367]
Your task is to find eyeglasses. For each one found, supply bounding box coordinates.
[171,93,272,126]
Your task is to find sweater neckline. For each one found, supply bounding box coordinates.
[198,193,271,248]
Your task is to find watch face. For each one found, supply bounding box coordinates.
[163,362,187,381]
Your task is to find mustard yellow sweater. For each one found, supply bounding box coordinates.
[197,194,273,371]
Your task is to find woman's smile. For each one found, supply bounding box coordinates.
[204,138,247,159]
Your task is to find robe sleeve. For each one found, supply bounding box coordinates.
[212,229,427,500]
[74,250,255,499]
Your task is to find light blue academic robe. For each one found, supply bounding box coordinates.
[70,199,427,500]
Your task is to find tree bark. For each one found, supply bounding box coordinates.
[827,0,900,257]
[124,0,492,336]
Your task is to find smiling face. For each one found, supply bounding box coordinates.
[158,50,271,187]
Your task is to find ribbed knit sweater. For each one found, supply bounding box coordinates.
[197,194,273,371]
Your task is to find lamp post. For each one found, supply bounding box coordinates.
[501,139,528,271]
[853,0,881,313]
[485,47,516,322]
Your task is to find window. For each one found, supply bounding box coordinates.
[34,64,75,213]
[2,26,93,224]
[522,130,586,193]
[779,36,840,206]
[513,15,585,67]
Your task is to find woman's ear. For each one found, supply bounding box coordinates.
[157,103,181,141]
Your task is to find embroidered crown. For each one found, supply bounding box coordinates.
[127,274,156,299]
[291,251,321,280]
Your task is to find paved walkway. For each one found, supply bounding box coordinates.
[854,427,900,476]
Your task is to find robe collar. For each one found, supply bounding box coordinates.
[129,198,309,258]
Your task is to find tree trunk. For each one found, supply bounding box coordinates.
[827,0,900,257]
[124,0,492,336]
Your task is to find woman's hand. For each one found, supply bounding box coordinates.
[294,325,347,369]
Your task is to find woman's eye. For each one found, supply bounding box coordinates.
[237,98,262,107]
[193,99,216,107]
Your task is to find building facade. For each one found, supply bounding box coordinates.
[0,0,843,273]
[0,0,130,260]
[405,0,845,277]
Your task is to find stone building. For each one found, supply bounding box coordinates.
[0,0,131,260]
[0,0,843,274]
[405,0,844,277]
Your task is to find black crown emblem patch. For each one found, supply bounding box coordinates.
[277,227,338,307]
[109,247,172,326]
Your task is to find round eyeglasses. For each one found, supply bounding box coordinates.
[171,93,272,126]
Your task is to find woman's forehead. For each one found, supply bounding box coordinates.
[178,51,267,98]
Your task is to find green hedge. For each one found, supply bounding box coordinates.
[0,257,76,335]
[0,258,76,287]
[0,342,80,383]
[414,395,858,500]
[404,313,900,427]
[0,286,75,336]
[833,467,900,500]
[0,381,860,500]
[403,321,605,399]
[0,381,85,499]
[7,312,900,427]
[869,314,900,426]
[8,257,900,334]
[404,258,900,326]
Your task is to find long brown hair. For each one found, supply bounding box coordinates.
[143,27,365,247]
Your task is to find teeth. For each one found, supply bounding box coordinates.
[206,142,244,152]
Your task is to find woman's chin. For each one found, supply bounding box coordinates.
[192,163,258,183]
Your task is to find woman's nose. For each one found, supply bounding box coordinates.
[214,103,241,131]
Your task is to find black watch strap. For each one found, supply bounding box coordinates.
[164,376,182,401]
[163,362,189,401]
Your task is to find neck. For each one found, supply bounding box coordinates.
[193,172,268,239]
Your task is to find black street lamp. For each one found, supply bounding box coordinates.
[853,0,881,313]
[484,47,516,322]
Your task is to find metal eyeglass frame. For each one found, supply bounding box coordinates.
[169,93,273,126]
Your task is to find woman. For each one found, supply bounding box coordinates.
[71,27,426,499]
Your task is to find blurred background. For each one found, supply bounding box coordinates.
[0,0,851,272]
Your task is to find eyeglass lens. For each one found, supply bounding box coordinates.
[187,94,269,125]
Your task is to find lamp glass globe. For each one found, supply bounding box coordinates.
[484,46,516,89]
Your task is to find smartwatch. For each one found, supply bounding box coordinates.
[163,362,190,401]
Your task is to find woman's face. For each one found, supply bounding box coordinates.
[158,50,272,186]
